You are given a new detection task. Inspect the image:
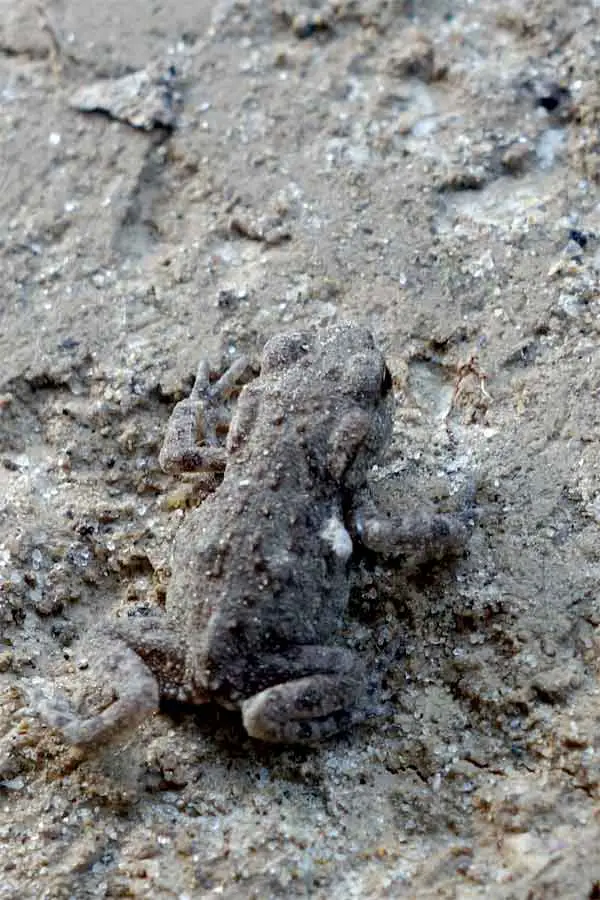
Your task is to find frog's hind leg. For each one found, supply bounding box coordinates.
[25,637,160,747]
[239,645,365,744]
[25,616,193,747]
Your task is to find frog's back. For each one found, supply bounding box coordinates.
[167,467,349,637]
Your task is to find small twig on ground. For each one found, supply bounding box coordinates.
[447,353,492,419]
[36,3,77,73]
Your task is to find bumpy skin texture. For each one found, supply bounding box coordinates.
[30,323,470,745]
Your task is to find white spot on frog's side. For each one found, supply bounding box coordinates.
[320,515,353,561]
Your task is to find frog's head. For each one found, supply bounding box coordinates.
[320,323,394,491]
[260,322,394,489]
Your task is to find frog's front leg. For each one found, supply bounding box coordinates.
[239,646,365,744]
[159,356,250,474]
[26,616,193,746]
[349,489,474,561]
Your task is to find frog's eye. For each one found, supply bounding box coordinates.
[380,365,393,396]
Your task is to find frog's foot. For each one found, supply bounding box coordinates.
[239,646,364,744]
[159,356,250,474]
[24,639,159,746]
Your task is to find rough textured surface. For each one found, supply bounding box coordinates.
[1,0,600,897]
[29,322,470,747]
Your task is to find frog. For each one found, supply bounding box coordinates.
[30,322,470,745]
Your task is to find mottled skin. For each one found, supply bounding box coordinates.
[30,323,469,745]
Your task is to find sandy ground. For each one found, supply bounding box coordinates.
[1,1,600,897]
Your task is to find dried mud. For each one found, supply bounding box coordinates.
[1,1,600,898]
